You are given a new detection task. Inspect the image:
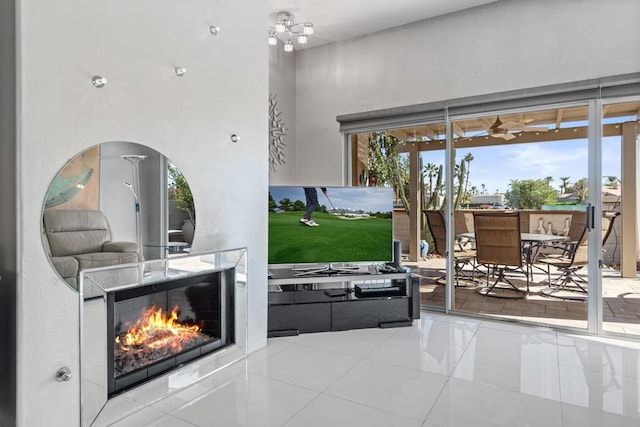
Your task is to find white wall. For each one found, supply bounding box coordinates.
[16,1,268,426]
[291,0,640,185]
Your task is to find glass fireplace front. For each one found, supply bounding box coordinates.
[80,248,247,427]
[107,269,235,395]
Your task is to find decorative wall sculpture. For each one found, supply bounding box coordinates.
[269,93,287,173]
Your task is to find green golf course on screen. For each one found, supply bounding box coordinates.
[268,186,393,265]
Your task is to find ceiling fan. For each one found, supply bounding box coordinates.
[487,116,549,140]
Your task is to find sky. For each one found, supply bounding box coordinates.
[420,136,622,194]
[269,186,393,213]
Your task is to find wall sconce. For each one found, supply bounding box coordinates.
[209,25,221,35]
[174,67,187,77]
[91,75,107,88]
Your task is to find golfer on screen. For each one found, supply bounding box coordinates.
[299,187,327,227]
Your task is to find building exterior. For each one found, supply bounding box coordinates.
[470,194,506,207]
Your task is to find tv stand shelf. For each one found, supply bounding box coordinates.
[267,266,419,337]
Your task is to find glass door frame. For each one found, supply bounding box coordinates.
[444,101,596,331]
[595,94,640,339]
[587,98,603,335]
[343,101,607,332]
[339,74,640,338]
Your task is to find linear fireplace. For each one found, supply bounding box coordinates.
[107,269,235,395]
[80,248,248,427]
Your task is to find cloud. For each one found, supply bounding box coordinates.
[458,140,598,193]
[502,142,589,178]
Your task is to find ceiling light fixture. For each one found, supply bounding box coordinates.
[268,11,313,52]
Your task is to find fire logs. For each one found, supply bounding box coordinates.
[114,305,210,376]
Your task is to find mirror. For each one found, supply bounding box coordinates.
[41,141,195,289]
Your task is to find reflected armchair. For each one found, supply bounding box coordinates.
[43,210,142,288]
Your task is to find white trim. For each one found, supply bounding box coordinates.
[587,99,603,334]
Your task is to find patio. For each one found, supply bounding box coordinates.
[407,257,640,336]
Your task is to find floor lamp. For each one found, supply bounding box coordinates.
[122,155,147,259]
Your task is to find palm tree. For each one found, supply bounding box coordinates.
[544,176,554,187]
[425,162,438,200]
[559,176,570,194]
[573,177,588,202]
[462,152,474,200]
[604,176,619,187]
[481,183,486,194]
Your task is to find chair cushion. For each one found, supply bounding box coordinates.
[74,252,139,271]
[538,257,572,268]
[103,241,138,253]
[50,256,79,279]
[44,210,112,257]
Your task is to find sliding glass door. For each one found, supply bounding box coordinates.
[599,98,640,337]
[449,104,591,330]
[349,122,447,310]
[345,89,640,339]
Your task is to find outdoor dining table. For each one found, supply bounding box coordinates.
[457,232,569,283]
[458,232,569,246]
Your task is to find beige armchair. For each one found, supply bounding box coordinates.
[43,210,142,288]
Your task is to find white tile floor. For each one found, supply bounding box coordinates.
[108,312,640,427]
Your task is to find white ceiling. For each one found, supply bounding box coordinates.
[267,0,501,49]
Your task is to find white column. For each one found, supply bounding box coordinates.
[621,121,639,278]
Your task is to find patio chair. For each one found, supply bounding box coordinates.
[424,210,476,286]
[537,211,619,300]
[602,211,620,248]
[532,210,587,263]
[454,210,473,249]
[473,211,529,298]
[537,223,589,299]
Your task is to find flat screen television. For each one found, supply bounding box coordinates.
[268,186,394,267]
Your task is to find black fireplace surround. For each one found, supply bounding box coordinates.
[106,269,235,396]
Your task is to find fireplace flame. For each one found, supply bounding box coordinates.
[116,305,202,352]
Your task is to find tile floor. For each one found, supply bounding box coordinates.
[106,312,640,427]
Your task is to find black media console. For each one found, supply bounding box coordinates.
[267,265,420,337]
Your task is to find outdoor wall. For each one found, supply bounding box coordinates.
[14,1,268,426]
[268,42,297,184]
[291,0,640,185]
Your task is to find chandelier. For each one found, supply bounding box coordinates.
[268,11,314,52]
